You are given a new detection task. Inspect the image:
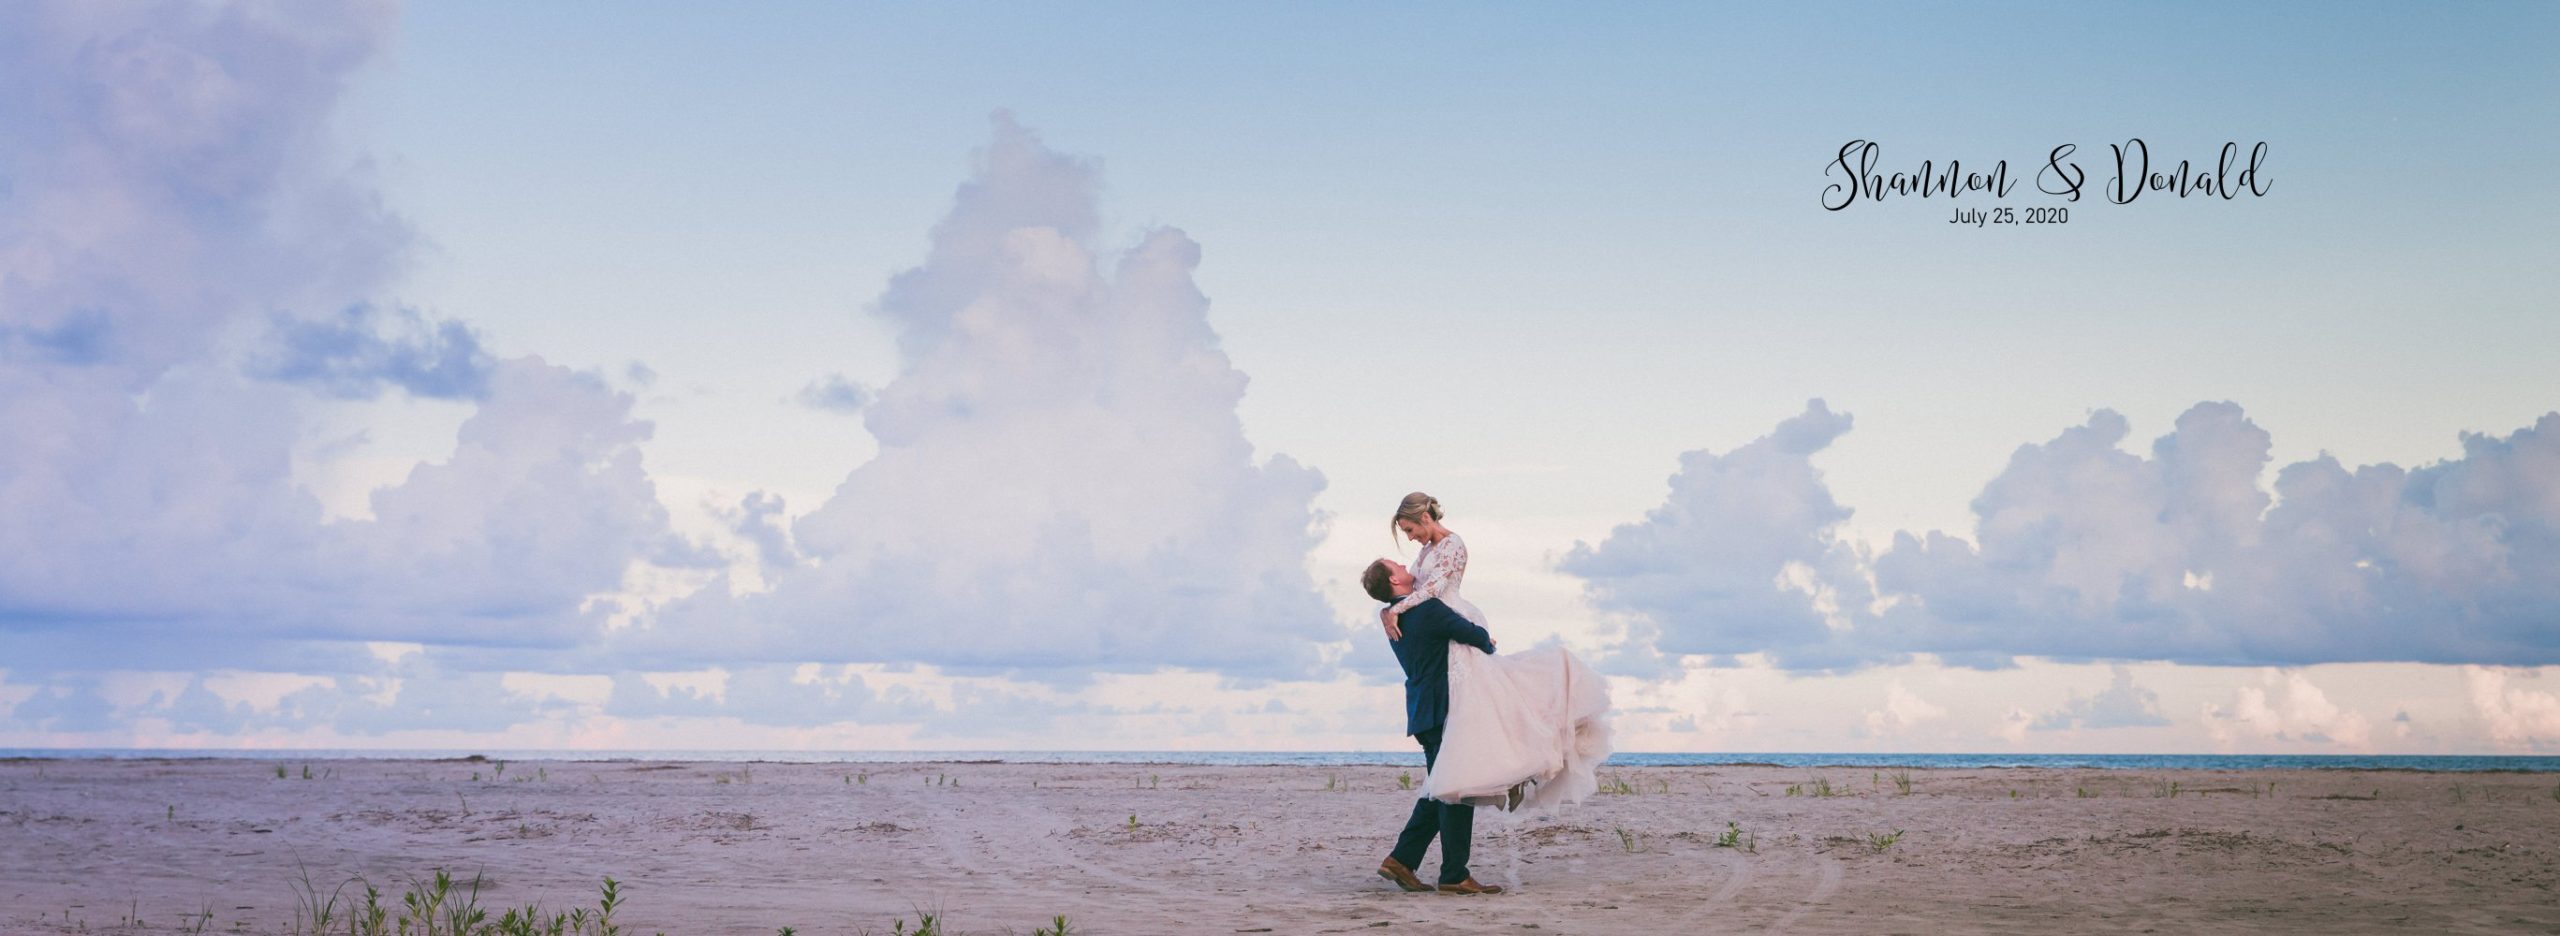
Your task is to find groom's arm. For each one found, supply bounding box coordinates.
[1403,601,1495,655]
[1447,615,1495,655]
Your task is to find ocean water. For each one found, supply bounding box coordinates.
[4,749,2557,772]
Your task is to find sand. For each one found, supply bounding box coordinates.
[2,758,2555,934]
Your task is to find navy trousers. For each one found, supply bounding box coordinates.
[1386,727,1473,885]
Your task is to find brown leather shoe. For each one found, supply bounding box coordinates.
[1377,857,1432,892]
[1438,876,1504,895]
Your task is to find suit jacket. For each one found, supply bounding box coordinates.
[1388,596,1496,736]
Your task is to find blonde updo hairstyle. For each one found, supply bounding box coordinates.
[1391,491,1443,548]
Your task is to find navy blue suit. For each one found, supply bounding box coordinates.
[1389,597,1497,736]
[1384,595,1494,885]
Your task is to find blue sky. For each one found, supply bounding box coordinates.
[2,1,2557,753]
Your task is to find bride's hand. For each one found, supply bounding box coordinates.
[1380,607,1402,641]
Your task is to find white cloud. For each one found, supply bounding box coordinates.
[3,676,118,733]
[1997,706,2034,744]
[607,665,938,728]
[0,356,696,662]
[1,20,1336,737]
[248,650,561,736]
[2202,669,2372,749]
[1570,400,2560,671]
[1561,399,1881,671]
[1882,403,2560,667]
[1862,680,1946,738]
[2030,665,2171,731]
[0,1,701,669]
[2465,666,2560,751]
[0,0,408,381]
[630,114,1338,680]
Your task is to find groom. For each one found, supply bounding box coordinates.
[1361,558,1504,896]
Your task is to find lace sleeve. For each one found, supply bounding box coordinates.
[1388,534,1468,615]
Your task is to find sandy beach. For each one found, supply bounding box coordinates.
[2,757,2555,934]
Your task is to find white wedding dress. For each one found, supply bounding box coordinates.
[1390,533,1613,810]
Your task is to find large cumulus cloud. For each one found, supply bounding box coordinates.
[1572,400,2560,670]
[0,0,409,381]
[0,0,693,670]
[0,2,1338,739]
[1560,399,1879,671]
[631,115,1336,679]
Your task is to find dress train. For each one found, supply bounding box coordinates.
[1417,595,1613,810]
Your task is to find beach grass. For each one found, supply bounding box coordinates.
[1785,775,1839,798]
[1712,821,1756,853]
[281,866,1067,936]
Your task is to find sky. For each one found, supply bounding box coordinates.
[2,0,2558,754]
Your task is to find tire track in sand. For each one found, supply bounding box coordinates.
[911,789,1044,894]
[902,790,1156,929]
[1763,854,1843,934]
[985,797,1278,930]
[1664,846,1754,929]
[986,799,1191,903]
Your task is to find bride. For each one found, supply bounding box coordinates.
[1378,492,1613,810]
